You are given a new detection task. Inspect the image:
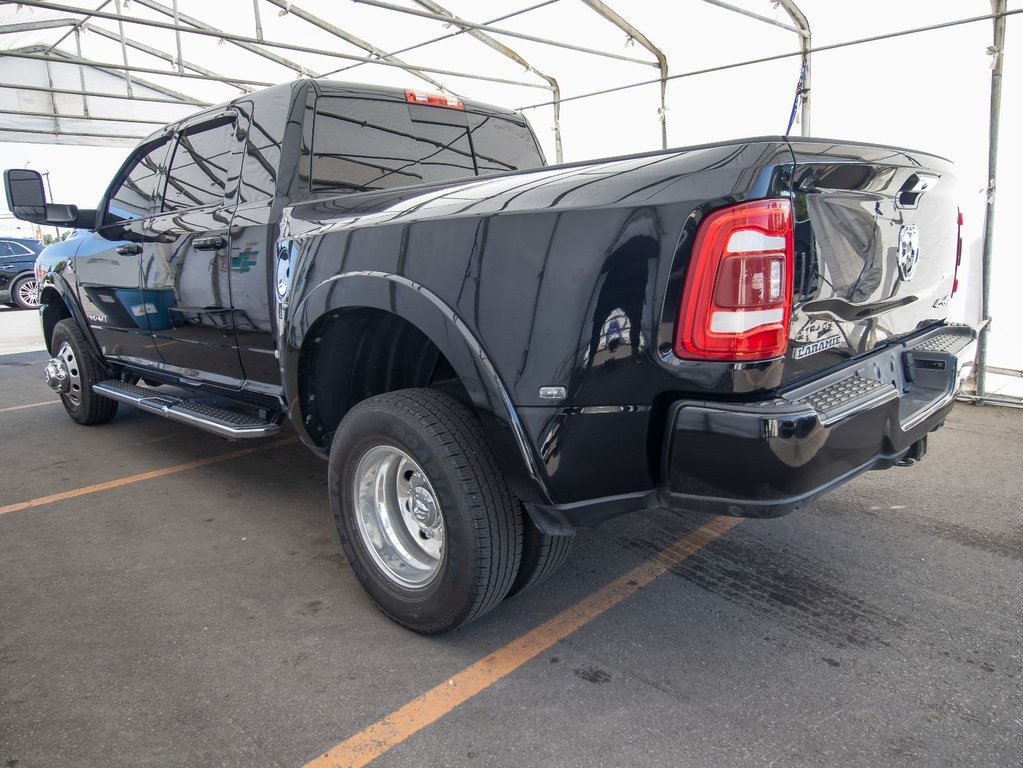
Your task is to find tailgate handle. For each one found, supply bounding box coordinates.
[897,173,939,209]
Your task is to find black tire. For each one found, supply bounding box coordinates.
[429,377,470,405]
[507,512,574,597]
[329,389,523,634]
[427,378,573,595]
[10,275,39,310]
[50,319,118,425]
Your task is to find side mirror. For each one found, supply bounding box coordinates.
[3,169,80,226]
[4,169,46,220]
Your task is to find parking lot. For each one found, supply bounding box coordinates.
[1,306,1021,768]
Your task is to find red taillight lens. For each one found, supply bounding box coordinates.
[404,89,464,110]
[675,199,793,361]
[953,208,963,295]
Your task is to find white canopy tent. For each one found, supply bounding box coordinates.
[0,0,1018,402]
[0,0,813,154]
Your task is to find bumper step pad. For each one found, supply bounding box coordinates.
[92,379,281,439]
[782,325,976,429]
[794,375,893,424]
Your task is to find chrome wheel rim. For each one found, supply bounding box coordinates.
[54,341,83,407]
[352,444,445,588]
[17,278,39,308]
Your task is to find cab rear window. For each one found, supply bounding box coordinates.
[311,96,542,195]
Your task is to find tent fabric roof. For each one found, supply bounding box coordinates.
[0,1,810,153]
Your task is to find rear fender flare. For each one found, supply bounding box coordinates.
[283,270,552,506]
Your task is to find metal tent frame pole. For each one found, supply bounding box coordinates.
[352,0,657,67]
[580,0,668,150]
[263,0,450,93]
[700,0,807,35]
[130,0,320,77]
[777,0,812,135]
[975,0,1008,404]
[81,22,255,92]
[0,18,79,34]
[409,0,564,164]
[699,0,810,136]
[42,0,112,53]
[0,82,212,105]
[322,1,559,79]
[3,49,274,90]
[12,0,548,90]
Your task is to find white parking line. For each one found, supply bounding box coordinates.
[0,400,59,414]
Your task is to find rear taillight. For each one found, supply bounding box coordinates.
[675,199,793,361]
[953,208,963,295]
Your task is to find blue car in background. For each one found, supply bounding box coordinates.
[0,237,44,309]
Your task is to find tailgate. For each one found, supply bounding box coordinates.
[783,140,960,382]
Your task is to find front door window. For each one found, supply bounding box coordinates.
[141,116,246,384]
[75,138,171,363]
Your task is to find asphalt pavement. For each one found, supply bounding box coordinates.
[0,305,46,355]
[1,309,1020,768]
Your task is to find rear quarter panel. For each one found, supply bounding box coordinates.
[281,139,795,503]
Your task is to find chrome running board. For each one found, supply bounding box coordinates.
[93,380,282,439]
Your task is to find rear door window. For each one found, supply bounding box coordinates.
[237,90,290,204]
[162,117,236,211]
[311,96,475,193]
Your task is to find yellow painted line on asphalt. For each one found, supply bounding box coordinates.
[0,437,297,516]
[0,400,60,413]
[304,515,742,768]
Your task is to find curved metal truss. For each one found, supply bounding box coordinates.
[0,0,812,157]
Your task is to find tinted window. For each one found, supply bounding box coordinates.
[0,241,13,257]
[106,138,171,223]
[163,118,235,211]
[238,92,289,203]
[239,134,280,204]
[312,96,475,193]
[468,112,543,175]
[6,241,34,256]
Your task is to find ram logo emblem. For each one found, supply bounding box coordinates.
[897,225,920,281]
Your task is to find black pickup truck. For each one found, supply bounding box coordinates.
[5,79,976,633]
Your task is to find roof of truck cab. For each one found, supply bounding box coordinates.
[135,77,523,147]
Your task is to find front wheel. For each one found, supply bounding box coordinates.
[329,390,522,634]
[48,319,118,425]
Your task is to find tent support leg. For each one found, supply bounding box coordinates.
[976,0,1007,405]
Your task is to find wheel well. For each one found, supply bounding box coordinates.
[40,288,72,354]
[299,308,463,448]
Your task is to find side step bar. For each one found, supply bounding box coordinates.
[93,380,282,439]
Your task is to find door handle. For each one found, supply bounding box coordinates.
[115,243,142,255]
[193,236,225,251]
